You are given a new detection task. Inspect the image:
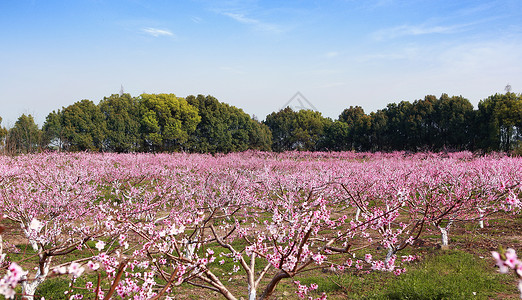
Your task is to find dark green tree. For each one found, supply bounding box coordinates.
[368,110,388,151]
[432,94,474,150]
[61,100,107,151]
[264,108,330,151]
[379,101,415,150]
[320,120,350,151]
[337,106,372,151]
[477,93,522,151]
[42,110,65,151]
[264,107,296,152]
[99,93,140,152]
[186,95,271,153]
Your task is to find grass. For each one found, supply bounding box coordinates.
[292,249,517,300]
[2,214,520,300]
[1,247,518,299]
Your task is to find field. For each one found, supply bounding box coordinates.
[0,151,521,299]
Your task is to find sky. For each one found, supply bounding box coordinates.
[1,0,522,127]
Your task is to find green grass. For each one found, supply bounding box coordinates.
[277,249,516,300]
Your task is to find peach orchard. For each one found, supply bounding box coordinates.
[0,151,520,299]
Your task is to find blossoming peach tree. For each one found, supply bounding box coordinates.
[0,152,520,299]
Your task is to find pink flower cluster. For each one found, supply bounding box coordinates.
[294,280,320,299]
[492,248,522,298]
[0,263,25,299]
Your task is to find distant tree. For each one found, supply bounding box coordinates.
[264,107,330,151]
[99,93,140,152]
[368,110,388,151]
[248,119,272,152]
[138,93,200,152]
[432,94,474,150]
[42,110,65,151]
[186,95,271,153]
[338,106,372,151]
[264,107,296,152]
[7,114,41,153]
[320,120,350,151]
[61,100,107,151]
[378,101,415,150]
[477,93,522,151]
[0,117,7,150]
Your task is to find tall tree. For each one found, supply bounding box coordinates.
[186,95,272,153]
[61,100,107,151]
[7,114,41,153]
[433,94,474,150]
[320,120,350,151]
[138,93,200,152]
[264,108,330,151]
[338,106,372,151]
[477,93,522,151]
[0,117,7,150]
[99,93,140,152]
[42,110,65,151]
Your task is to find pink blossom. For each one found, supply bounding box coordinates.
[95,241,106,251]
[68,262,85,278]
[87,261,100,271]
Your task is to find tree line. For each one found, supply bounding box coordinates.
[0,92,520,154]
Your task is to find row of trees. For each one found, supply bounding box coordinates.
[266,93,522,152]
[0,93,272,154]
[1,92,521,154]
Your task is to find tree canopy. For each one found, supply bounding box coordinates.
[2,91,521,154]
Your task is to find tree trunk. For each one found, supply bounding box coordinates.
[438,220,453,250]
[385,246,396,265]
[477,207,485,229]
[258,271,290,300]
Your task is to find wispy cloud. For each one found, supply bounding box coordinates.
[372,23,468,40]
[222,12,282,33]
[142,27,174,37]
[358,47,421,62]
[325,51,339,58]
[191,16,202,24]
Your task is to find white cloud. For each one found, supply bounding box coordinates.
[142,27,174,37]
[222,12,282,33]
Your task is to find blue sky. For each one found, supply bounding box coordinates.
[1,0,521,126]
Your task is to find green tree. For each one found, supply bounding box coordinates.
[477,93,522,151]
[99,93,140,152]
[368,110,388,151]
[186,95,271,153]
[7,114,41,153]
[432,94,474,150]
[264,107,296,152]
[0,117,7,150]
[320,120,350,151]
[338,106,372,151]
[264,108,330,151]
[138,93,200,152]
[42,110,65,151]
[61,100,107,151]
[379,101,414,150]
